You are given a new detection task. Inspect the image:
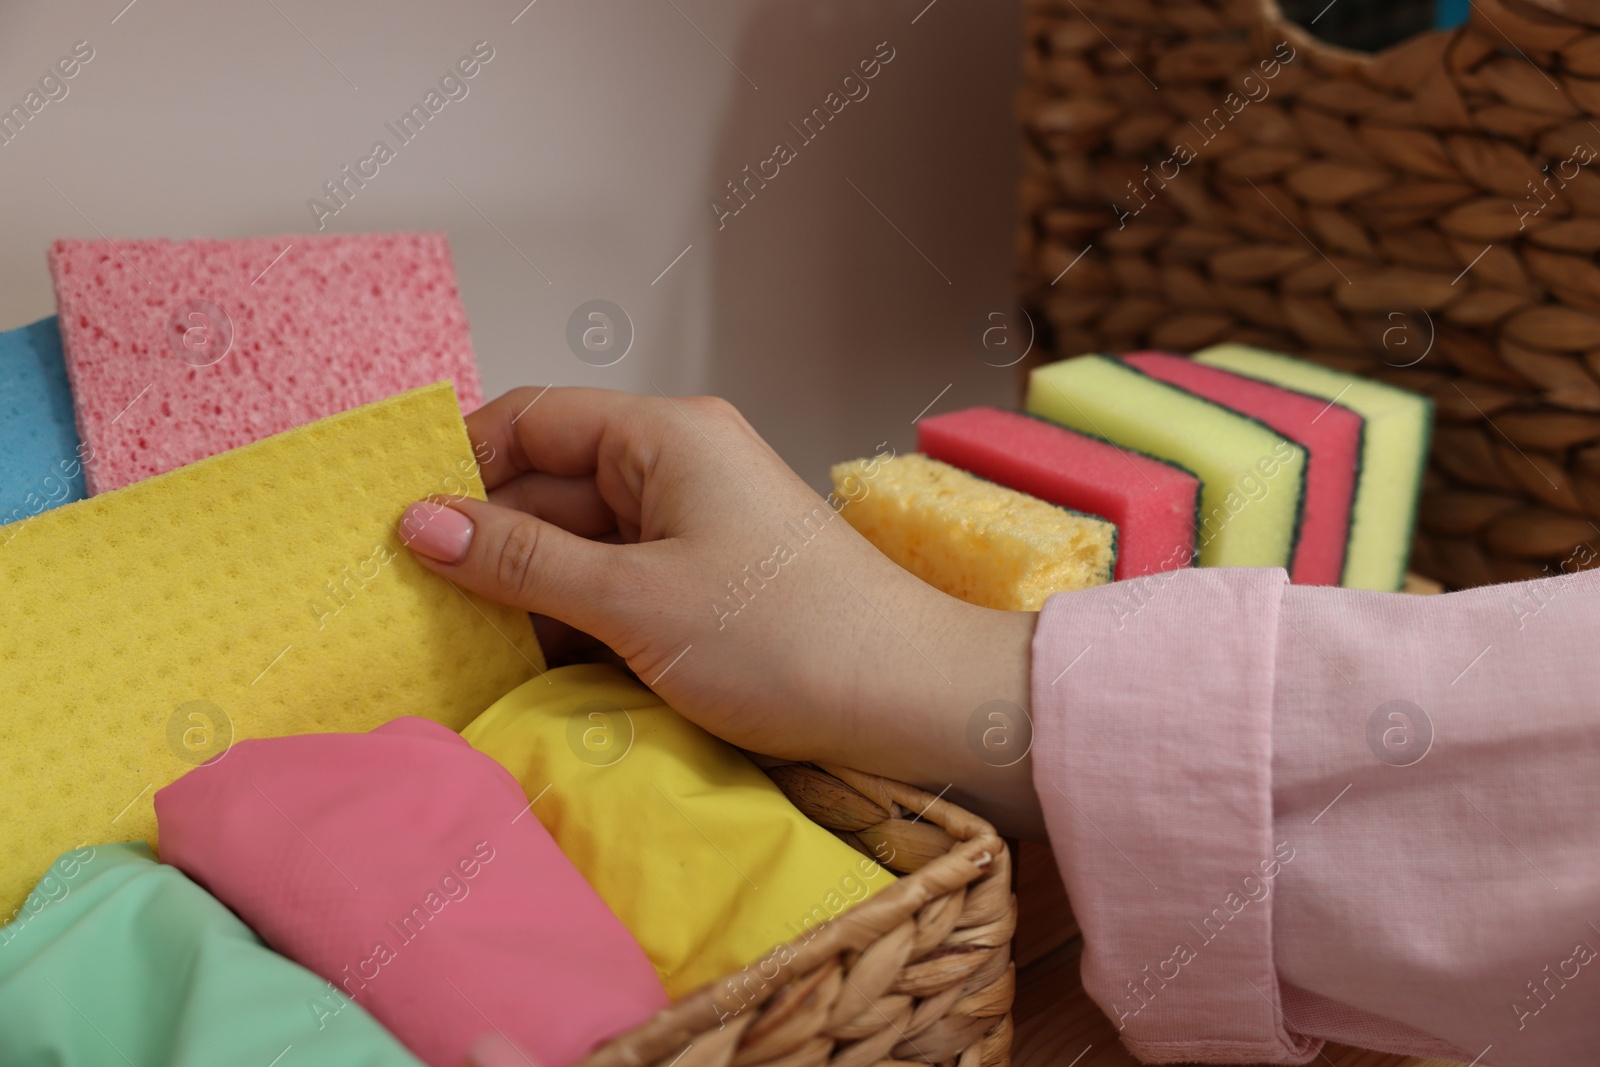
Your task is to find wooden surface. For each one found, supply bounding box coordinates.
[1010,843,1465,1067]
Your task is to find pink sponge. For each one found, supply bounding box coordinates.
[1121,352,1362,586]
[50,233,486,494]
[917,406,1200,579]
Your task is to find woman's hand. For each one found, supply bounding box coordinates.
[401,387,1045,838]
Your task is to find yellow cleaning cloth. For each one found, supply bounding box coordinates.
[0,383,544,919]
[461,664,895,999]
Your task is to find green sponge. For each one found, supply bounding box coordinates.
[1195,344,1431,591]
[1026,355,1307,569]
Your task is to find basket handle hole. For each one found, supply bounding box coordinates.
[1273,0,1458,54]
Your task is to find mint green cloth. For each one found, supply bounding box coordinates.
[0,843,422,1067]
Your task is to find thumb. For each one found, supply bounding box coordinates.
[398,496,628,637]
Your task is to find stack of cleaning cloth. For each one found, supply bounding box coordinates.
[0,232,900,1067]
[832,346,1431,604]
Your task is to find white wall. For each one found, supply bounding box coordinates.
[0,0,1022,489]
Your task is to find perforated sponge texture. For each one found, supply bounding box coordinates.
[1027,355,1307,570]
[49,233,487,494]
[0,383,544,920]
[831,453,1116,610]
[1195,343,1431,591]
[0,316,87,527]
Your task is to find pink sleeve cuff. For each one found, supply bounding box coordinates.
[1031,567,1318,1064]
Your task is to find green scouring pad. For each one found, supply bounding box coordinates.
[1027,354,1307,570]
[1195,343,1431,591]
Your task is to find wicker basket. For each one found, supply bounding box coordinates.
[573,762,1016,1067]
[1018,0,1600,589]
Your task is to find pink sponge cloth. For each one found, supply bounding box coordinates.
[50,233,486,494]
[1121,352,1363,586]
[154,716,667,1067]
[917,406,1199,579]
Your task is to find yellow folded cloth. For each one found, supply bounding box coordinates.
[462,664,895,998]
[0,383,544,920]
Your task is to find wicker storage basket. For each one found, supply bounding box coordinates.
[1018,0,1600,589]
[573,762,1016,1067]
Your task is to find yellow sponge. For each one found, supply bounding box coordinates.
[832,453,1116,610]
[0,383,544,920]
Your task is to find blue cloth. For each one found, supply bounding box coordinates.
[0,316,86,527]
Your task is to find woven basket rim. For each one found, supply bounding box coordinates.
[573,762,1008,1067]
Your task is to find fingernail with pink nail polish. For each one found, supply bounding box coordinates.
[399,502,475,563]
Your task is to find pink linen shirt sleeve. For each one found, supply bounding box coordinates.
[1031,566,1600,1067]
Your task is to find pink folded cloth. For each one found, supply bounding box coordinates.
[154,717,667,1067]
